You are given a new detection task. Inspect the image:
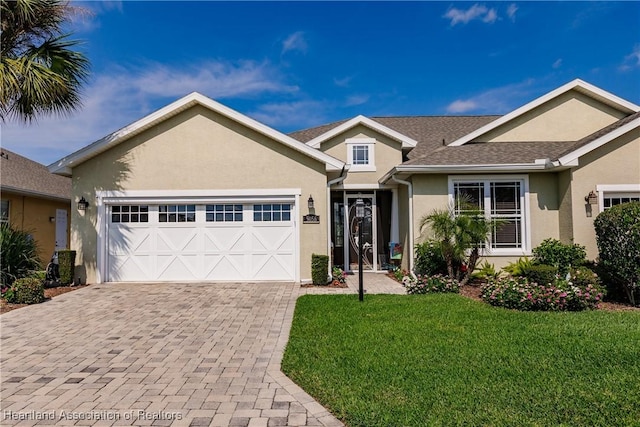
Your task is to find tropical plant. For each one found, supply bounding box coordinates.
[594,202,640,306]
[1,0,90,122]
[0,223,41,286]
[501,257,533,277]
[414,239,448,276]
[472,260,500,281]
[419,200,504,286]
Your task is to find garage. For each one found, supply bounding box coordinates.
[101,193,298,282]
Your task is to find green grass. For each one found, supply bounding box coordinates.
[282,294,640,427]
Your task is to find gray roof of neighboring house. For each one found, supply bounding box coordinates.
[0,149,71,201]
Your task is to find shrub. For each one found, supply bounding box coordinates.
[594,202,640,306]
[391,267,408,282]
[4,277,45,304]
[532,238,586,276]
[523,264,558,285]
[311,254,329,285]
[569,266,601,289]
[0,223,41,286]
[472,260,499,281]
[501,257,533,277]
[414,240,448,276]
[332,266,346,284]
[57,250,76,285]
[403,274,461,294]
[481,276,604,311]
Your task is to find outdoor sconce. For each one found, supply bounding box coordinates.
[49,216,55,223]
[355,198,365,302]
[77,196,89,211]
[308,195,315,211]
[585,191,598,205]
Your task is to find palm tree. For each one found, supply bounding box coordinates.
[1,0,90,122]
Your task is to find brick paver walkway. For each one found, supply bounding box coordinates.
[1,274,404,426]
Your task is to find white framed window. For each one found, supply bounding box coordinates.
[206,204,243,222]
[449,175,530,254]
[596,184,640,212]
[0,199,9,224]
[111,205,149,223]
[159,204,196,222]
[253,204,291,222]
[346,138,376,172]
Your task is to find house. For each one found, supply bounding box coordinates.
[1,149,72,264]
[48,79,640,284]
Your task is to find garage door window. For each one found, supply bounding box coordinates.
[111,205,149,223]
[254,204,291,222]
[159,204,196,222]
[206,204,243,222]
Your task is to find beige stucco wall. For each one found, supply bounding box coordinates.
[569,128,640,259]
[71,105,329,283]
[320,125,404,186]
[478,90,626,143]
[1,191,70,264]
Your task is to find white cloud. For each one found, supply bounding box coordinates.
[443,4,498,26]
[282,31,308,55]
[445,79,537,114]
[344,94,369,107]
[619,45,640,71]
[552,58,563,69]
[249,100,328,129]
[334,76,353,88]
[1,60,299,165]
[506,3,518,22]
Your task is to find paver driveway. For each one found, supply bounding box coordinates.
[0,283,344,426]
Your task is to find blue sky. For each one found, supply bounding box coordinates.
[3,1,640,165]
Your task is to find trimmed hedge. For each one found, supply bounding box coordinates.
[594,202,640,306]
[532,238,586,277]
[403,274,460,294]
[311,254,329,285]
[57,250,76,285]
[4,277,45,304]
[524,264,558,285]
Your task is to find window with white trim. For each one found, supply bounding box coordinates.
[346,138,375,171]
[159,204,196,222]
[452,178,527,252]
[0,199,9,224]
[111,205,149,223]
[603,193,640,210]
[206,204,243,222]
[253,204,291,222]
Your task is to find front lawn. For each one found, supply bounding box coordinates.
[282,294,640,426]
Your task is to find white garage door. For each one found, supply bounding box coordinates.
[106,202,296,282]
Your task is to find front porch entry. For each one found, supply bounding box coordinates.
[330,190,397,272]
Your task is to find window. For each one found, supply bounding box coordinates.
[451,177,528,253]
[206,204,243,222]
[111,205,149,223]
[603,193,640,210]
[253,204,291,222]
[159,204,196,222]
[0,200,9,224]
[346,138,375,171]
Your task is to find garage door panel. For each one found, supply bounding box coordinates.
[106,200,296,282]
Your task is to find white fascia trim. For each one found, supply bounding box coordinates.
[448,79,640,147]
[332,183,398,190]
[558,118,640,166]
[596,184,640,213]
[394,162,550,173]
[306,115,418,149]
[49,92,344,175]
[97,189,302,204]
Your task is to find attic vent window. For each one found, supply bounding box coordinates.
[346,138,376,172]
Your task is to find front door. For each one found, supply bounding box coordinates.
[55,209,68,250]
[346,195,375,271]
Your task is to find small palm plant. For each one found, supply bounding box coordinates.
[419,198,504,286]
[0,223,42,286]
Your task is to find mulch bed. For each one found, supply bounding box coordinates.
[0,285,89,315]
[301,282,349,288]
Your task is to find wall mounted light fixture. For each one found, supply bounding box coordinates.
[77,196,89,211]
[585,191,598,205]
[308,195,315,211]
[49,216,55,223]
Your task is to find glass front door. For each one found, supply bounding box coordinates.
[347,195,375,271]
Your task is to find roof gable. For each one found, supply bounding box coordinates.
[448,79,640,147]
[306,115,418,149]
[49,93,345,176]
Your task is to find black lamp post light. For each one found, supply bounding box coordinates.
[355,197,365,302]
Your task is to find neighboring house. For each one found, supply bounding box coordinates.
[1,149,72,264]
[48,79,640,284]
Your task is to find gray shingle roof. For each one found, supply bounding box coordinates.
[0,149,71,200]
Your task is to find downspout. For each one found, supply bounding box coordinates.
[390,174,415,274]
[327,166,348,275]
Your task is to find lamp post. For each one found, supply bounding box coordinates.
[355,198,365,302]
